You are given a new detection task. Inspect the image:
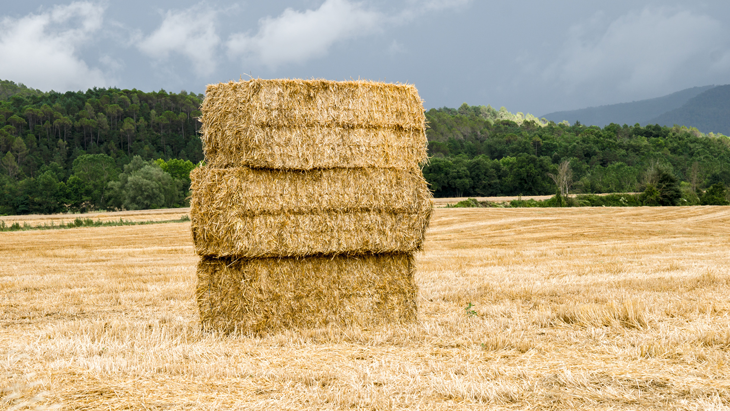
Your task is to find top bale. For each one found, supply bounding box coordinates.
[200,79,428,170]
[202,79,426,130]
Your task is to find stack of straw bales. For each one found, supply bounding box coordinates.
[191,79,432,334]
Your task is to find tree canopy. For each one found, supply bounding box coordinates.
[0,85,728,214]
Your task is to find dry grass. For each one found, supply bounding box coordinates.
[0,208,190,228]
[1,206,729,410]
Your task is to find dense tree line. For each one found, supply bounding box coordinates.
[0,81,729,215]
[423,103,730,199]
[0,82,202,215]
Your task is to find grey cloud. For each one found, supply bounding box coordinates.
[541,7,729,99]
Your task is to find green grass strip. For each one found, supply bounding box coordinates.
[0,215,190,232]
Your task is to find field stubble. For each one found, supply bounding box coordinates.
[1,207,729,410]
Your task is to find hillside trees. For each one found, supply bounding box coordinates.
[1,86,730,213]
[423,106,730,198]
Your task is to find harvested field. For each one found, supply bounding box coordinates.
[0,208,190,228]
[1,206,729,410]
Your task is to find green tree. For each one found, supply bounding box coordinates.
[120,118,136,155]
[107,156,183,210]
[61,175,93,211]
[448,160,472,197]
[422,157,452,195]
[155,158,196,192]
[654,170,682,206]
[11,138,27,171]
[35,170,62,214]
[71,154,119,209]
[641,184,661,206]
[700,183,729,205]
[7,114,26,135]
[1,152,19,179]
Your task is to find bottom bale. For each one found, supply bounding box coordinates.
[197,253,418,334]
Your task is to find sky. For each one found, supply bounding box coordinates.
[2,0,730,115]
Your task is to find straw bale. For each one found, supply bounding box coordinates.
[197,253,417,334]
[202,78,426,129]
[190,166,432,258]
[202,125,427,170]
[190,166,431,214]
[200,79,427,170]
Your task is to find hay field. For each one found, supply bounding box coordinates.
[2,207,729,410]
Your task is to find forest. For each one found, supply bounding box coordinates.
[0,81,202,215]
[0,81,729,215]
[423,104,730,200]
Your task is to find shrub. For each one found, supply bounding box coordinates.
[700,183,729,205]
[449,198,481,208]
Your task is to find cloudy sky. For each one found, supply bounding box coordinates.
[2,0,730,115]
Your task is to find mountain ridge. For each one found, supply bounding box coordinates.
[649,85,730,135]
[542,85,716,128]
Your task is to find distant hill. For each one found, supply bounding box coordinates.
[0,79,45,100]
[542,85,716,128]
[649,85,730,135]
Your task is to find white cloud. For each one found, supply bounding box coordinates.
[542,7,729,98]
[227,0,382,68]
[137,5,220,76]
[0,2,109,91]
[407,0,472,12]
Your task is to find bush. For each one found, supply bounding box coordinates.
[679,182,700,206]
[448,198,482,208]
[641,184,662,206]
[107,156,185,210]
[574,194,641,207]
[509,198,543,207]
[700,183,729,205]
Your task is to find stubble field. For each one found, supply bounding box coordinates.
[1,206,729,410]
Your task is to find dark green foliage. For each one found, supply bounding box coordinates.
[0,80,45,100]
[576,194,642,207]
[423,105,730,202]
[700,183,729,205]
[0,82,202,214]
[1,83,729,214]
[654,170,682,206]
[640,185,662,206]
[72,154,119,208]
[107,156,185,211]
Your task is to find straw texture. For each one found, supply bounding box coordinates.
[190,166,432,214]
[200,79,427,170]
[197,253,417,334]
[202,126,427,170]
[190,166,432,258]
[192,78,432,333]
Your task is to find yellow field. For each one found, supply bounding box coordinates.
[1,207,729,410]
